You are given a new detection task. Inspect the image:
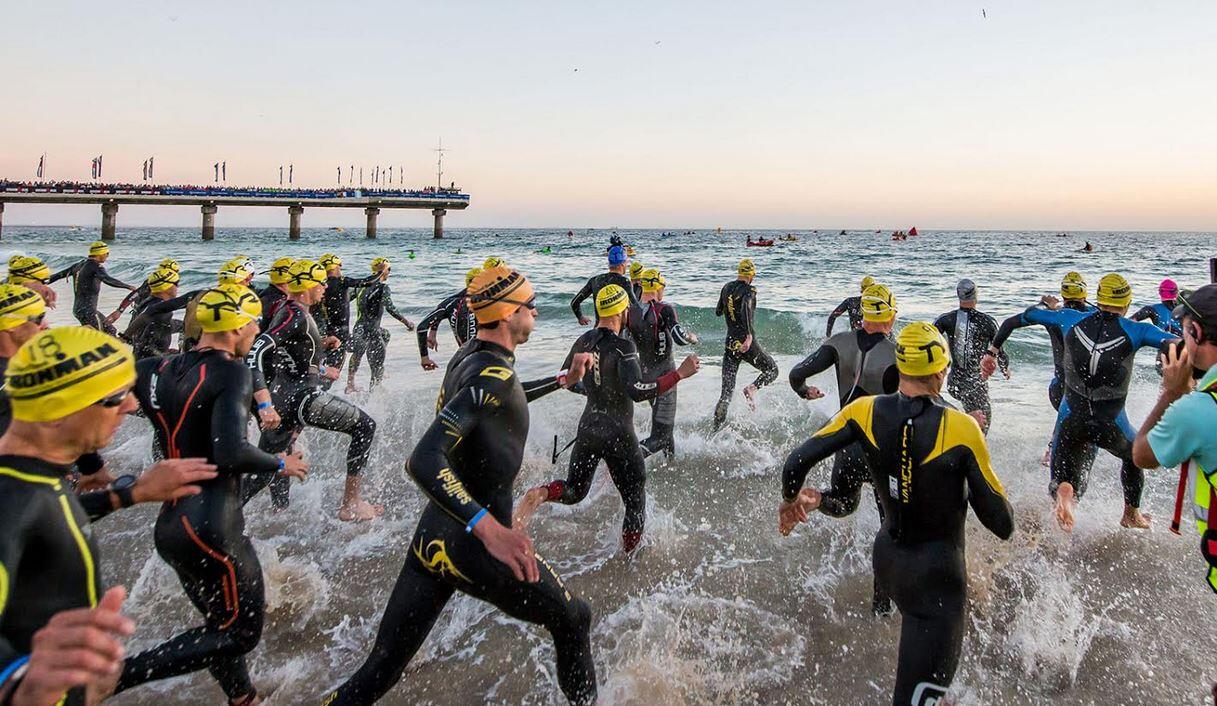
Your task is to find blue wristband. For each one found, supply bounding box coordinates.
[257,401,271,411]
[0,655,30,687]
[466,508,488,533]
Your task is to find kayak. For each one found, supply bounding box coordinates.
[747,239,775,247]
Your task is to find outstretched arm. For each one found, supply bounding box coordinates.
[570,279,594,321]
[788,345,836,398]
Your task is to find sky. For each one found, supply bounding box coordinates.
[2,1,1216,230]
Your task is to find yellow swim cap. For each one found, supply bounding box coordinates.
[1060,271,1087,300]
[738,259,756,277]
[147,268,180,294]
[268,257,295,285]
[7,255,51,285]
[0,284,47,332]
[860,284,897,323]
[159,258,181,273]
[895,322,951,377]
[595,284,630,318]
[217,262,253,286]
[467,266,535,324]
[1096,273,1132,307]
[860,275,876,292]
[630,262,645,279]
[195,284,263,333]
[319,253,342,270]
[464,267,483,287]
[640,268,666,293]
[89,241,110,257]
[285,260,327,293]
[483,256,506,270]
[371,257,390,272]
[6,327,135,422]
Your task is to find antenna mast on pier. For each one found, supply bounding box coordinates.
[433,139,448,189]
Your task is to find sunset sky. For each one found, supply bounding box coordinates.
[2,1,1215,230]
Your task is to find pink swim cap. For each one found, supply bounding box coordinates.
[1159,278,1178,300]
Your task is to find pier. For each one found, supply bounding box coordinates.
[0,183,470,241]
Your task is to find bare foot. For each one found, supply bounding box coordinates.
[743,384,758,411]
[345,382,361,394]
[339,499,384,522]
[514,487,550,530]
[1054,483,1077,532]
[1120,505,1152,529]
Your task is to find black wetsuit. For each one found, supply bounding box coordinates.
[258,285,287,331]
[126,294,182,360]
[48,258,133,333]
[1131,301,1183,336]
[317,273,381,369]
[826,295,863,336]
[625,299,694,458]
[992,299,1095,410]
[545,328,681,548]
[569,271,639,324]
[323,340,595,706]
[713,279,778,430]
[0,455,120,706]
[348,280,411,387]
[116,281,153,318]
[116,350,283,700]
[932,308,1007,433]
[782,394,1014,706]
[415,289,477,359]
[244,300,376,508]
[0,358,106,480]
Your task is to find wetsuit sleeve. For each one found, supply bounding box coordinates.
[1130,305,1155,324]
[825,298,849,336]
[788,344,836,397]
[617,338,679,401]
[781,398,871,501]
[95,264,131,290]
[0,498,33,666]
[953,411,1014,539]
[416,294,459,357]
[715,286,726,318]
[406,367,516,524]
[46,260,82,284]
[115,284,147,313]
[932,311,954,338]
[522,376,563,402]
[126,291,197,341]
[741,287,756,337]
[211,364,281,474]
[664,307,694,345]
[1128,318,1178,352]
[979,314,1010,373]
[382,289,410,325]
[570,278,595,320]
[992,305,1056,350]
[247,306,301,377]
[345,274,381,289]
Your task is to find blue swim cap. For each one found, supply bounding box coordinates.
[608,245,627,266]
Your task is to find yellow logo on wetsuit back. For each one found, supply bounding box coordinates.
[413,538,471,582]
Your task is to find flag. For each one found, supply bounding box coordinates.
[142,160,148,180]
[149,156,154,180]
[222,161,227,182]
[97,155,103,178]
[36,155,44,179]
[388,166,393,185]
[337,166,341,184]
[359,167,363,185]
[349,165,353,184]
[399,165,403,184]
[279,166,283,185]
[214,162,219,183]
[91,157,98,179]
[289,164,293,185]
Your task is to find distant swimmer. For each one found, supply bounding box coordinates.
[322,266,598,706]
[417,267,480,371]
[788,283,899,615]
[1130,278,1184,336]
[713,259,779,430]
[984,273,1176,531]
[780,322,1013,706]
[826,275,876,336]
[519,284,699,552]
[345,258,415,393]
[570,245,640,326]
[932,278,1008,433]
[625,268,699,458]
[1081,241,1095,252]
[47,241,137,334]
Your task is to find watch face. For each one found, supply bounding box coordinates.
[114,474,137,490]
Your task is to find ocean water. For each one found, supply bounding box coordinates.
[3,225,1215,705]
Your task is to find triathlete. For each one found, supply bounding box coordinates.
[629,261,645,301]
[788,283,899,615]
[110,285,308,706]
[625,268,699,458]
[0,326,216,706]
[519,284,699,552]
[417,267,480,371]
[1131,278,1183,336]
[825,275,875,336]
[127,268,182,360]
[47,241,136,333]
[258,257,295,329]
[321,266,598,706]
[932,278,1007,433]
[570,245,640,326]
[109,257,180,326]
[244,260,381,521]
[713,259,778,431]
[780,321,1014,706]
[983,273,1176,531]
[345,258,415,393]
[6,255,58,308]
[124,261,248,354]
[315,254,381,377]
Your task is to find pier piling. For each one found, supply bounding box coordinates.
[201,204,217,241]
[365,207,380,239]
[288,205,303,240]
[432,208,446,239]
[0,202,5,240]
[101,201,118,240]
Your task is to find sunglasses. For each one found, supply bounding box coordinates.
[523,297,537,311]
[95,388,131,408]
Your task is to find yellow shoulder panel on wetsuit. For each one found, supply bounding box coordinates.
[0,563,8,616]
[813,395,878,449]
[923,408,1006,496]
[479,365,514,381]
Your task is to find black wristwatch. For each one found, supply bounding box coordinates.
[112,474,137,508]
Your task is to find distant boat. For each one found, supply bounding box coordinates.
[908,227,919,236]
[746,237,775,247]
[329,227,345,232]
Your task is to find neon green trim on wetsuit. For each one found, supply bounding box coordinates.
[58,494,97,607]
